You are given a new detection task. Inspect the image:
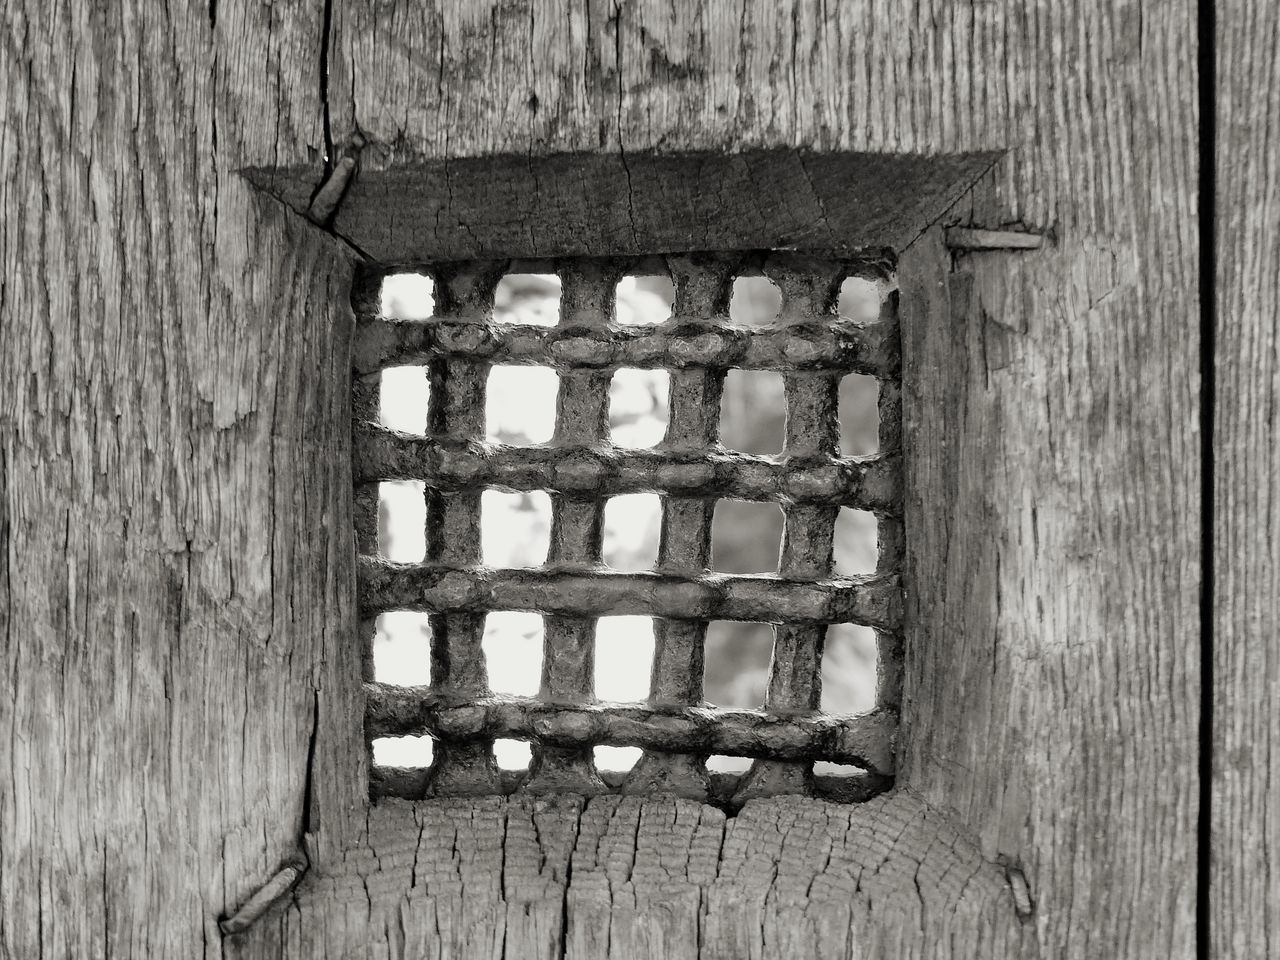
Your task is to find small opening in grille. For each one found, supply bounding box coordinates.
[720,369,785,454]
[487,365,558,444]
[710,500,784,574]
[704,620,774,708]
[822,623,878,714]
[602,494,661,571]
[355,251,903,805]
[729,275,782,326]
[594,745,642,772]
[609,368,669,447]
[379,366,429,434]
[482,611,543,696]
[839,373,880,456]
[834,508,879,576]
[593,615,654,702]
[372,612,432,686]
[381,273,435,321]
[373,735,434,768]
[378,481,425,561]
[494,739,532,770]
[615,274,675,325]
[481,490,552,568]
[495,273,561,326]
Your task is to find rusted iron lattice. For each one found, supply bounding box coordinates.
[351,252,903,805]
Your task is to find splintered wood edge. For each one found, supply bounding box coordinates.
[242,148,1002,261]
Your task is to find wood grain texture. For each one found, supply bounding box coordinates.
[0,0,364,956]
[314,1,1198,957]
[244,149,999,260]
[1,0,1201,957]
[1214,0,1280,955]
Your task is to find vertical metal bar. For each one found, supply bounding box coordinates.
[622,257,731,799]
[523,262,615,794]
[735,257,844,803]
[421,265,504,796]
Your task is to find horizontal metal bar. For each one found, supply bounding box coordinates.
[353,426,902,512]
[352,316,900,378]
[357,559,903,630]
[369,762,895,805]
[365,686,898,774]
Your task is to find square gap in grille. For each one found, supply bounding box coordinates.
[594,615,654,702]
[481,490,552,568]
[373,735,434,768]
[838,274,894,324]
[380,272,435,321]
[720,370,786,455]
[704,620,774,709]
[378,480,426,562]
[706,755,754,774]
[602,493,661,571]
[482,611,543,697]
[711,500,783,574]
[373,611,432,686]
[494,739,532,771]
[594,745,642,772]
[615,274,675,326]
[487,365,558,444]
[494,273,561,326]
[839,372,880,457]
[729,276,782,326]
[834,507,879,577]
[609,368,669,448]
[379,366,429,434]
[822,623,879,715]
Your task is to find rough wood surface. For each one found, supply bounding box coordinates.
[245,149,998,260]
[1213,0,1280,955]
[0,0,365,956]
[2,0,1201,958]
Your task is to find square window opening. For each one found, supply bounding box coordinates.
[837,274,893,324]
[719,370,786,455]
[494,273,561,326]
[594,615,655,702]
[615,274,675,325]
[711,500,783,574]
[834,508,879,577]
[481,490,552,568]
[487,365,559,444]
[609,368,670,448]
[839,373,880,457]
[821,623,879,715]
[373,611,432,687]
[380,272,436,321]
[482,611,544,697]
[706,755,754,774]
[729,275,782,327]
[494,739,532,771]
[372,735,434,768]
[378,480,426,562]
[594,745,642,772]
[379,365,430,435]
[602,493,661,571]
[703,620,774,709]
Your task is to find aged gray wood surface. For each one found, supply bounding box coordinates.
[1214,0,1279,955]
[1,1,1201,958]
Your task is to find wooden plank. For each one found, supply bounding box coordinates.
[244,149,1000,261]
[306,1,1198,957]
[0,0,363,957]
[1213,0,1280,954]
[0,0,1202,958]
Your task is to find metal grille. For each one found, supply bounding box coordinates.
[351,252,902,805]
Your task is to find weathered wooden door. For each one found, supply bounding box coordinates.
[1,1,1267,957]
